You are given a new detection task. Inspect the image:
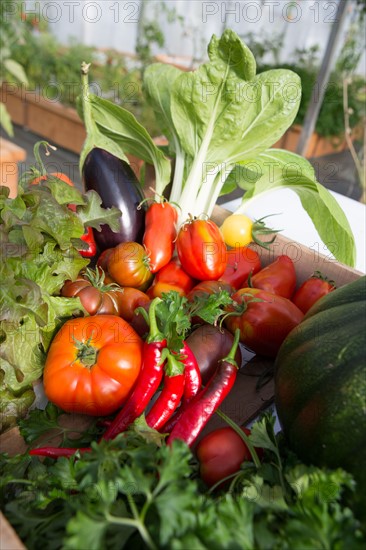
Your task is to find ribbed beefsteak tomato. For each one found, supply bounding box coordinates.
[43,315,143,416]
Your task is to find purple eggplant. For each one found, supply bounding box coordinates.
[82,148,145,251]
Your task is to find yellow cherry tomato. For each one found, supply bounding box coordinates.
[221,214,254,247]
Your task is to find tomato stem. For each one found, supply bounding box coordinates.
[73,337,97,368]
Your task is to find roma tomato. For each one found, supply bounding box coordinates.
[152,257,196,295]
[143,201,178,273]
[43,315,143,416]
[61,269,124,316]
[220,246,261,290]
[177,218,227,280]
[107,242,153,291]
[196,427,256,487]
[225,288,304,357]
[250,255,296,299]
[292,271,336,313]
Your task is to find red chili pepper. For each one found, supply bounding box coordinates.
[181,341,202,403]
[158,342,202,434]
[143,201,178,273]
[145,351,185,431]
[102,297,166,440]
[29,447,91,458]
[167,329,240,447]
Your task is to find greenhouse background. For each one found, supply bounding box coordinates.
[22,0,365,74]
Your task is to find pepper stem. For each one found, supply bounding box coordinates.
[222,328,240,366]
[146,298,164,343]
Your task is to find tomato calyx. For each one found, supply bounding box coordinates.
[84,267,121,293]
[312,270,336,286]
[251,215,281,250]
[73,337,98,368]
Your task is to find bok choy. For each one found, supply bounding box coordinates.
[81,29,356,267]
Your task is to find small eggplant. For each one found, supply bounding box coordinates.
[82,148,145,251]
[186,324,242,385]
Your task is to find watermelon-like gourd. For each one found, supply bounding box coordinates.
[274,275,366,518]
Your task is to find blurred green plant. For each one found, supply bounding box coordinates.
[0,0,28,135]
[243,29,365,141]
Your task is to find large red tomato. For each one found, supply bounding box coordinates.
[43,315,143,416]
[225,288,304,357]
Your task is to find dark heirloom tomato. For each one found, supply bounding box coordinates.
[61,269,123,315]
[292,271,336,313]
[250,255,296,299]
[107,242,153,290]
[43,315,143,416]
[196,427,256,487]
[176,218,227,281]
[225,288,304,358]
[220,246,261,290]
[143,201,178,273]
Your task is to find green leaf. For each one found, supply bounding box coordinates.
[78,63,130,172]
[65,511,108,550]
[3,58,28,85]
[0,386,35,433]
[76,189,121,232]
[45,177,86,206]
[237,149,356,267]
[24,188,85,250]
[90,94,172,196]
[143,62,183,147]
[0,316,45,393]
[170,30,301,221]
[0,102,13,136]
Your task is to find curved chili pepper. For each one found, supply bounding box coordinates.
[29,447,91,458]
[143,200,178,273]
[181,342,202,403]
[166,329,240,448]
[102,297,166,440]
[158,342,202,433]
[145,351,185,431]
